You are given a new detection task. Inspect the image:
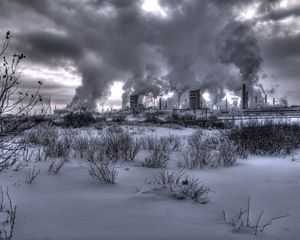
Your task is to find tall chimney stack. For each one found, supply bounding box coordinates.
[159,98,162,110]
[265,94,267,105]
[242,84,247,109]
[255,95,258,108]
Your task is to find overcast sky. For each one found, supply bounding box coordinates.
[0,0,299,109]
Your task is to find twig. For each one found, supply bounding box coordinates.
[254,210,264,235]
[260,215,290,232]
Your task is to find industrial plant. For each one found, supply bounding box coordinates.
[112,82,299,123]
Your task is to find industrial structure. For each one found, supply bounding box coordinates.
[189,89,202,110]
[129,95,139,109]
[242,83,248,109]
[119,83,299,122]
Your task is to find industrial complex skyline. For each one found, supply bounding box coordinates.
[0,0,299,110]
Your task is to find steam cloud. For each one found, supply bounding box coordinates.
[2,0,292,109]
[215,21,263,105]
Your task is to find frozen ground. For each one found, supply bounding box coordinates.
[1,126,300,240]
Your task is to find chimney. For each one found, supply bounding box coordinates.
[255,95,258,108]
[273,97,275,106]
[242,84,247,109]
[159,98,162,110]
[225,98,228,110]
[265,94,267,105]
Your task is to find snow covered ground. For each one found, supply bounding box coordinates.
[1,126,300,240]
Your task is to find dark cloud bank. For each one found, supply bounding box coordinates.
[0,0,299,109]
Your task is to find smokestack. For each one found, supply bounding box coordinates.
[265,94,267,105]
[273,97,275,106]
[246,91,249,109]
[225,98,228,110]
[255,95,257,108]
[159,98,162,110]
[242,84,247,109]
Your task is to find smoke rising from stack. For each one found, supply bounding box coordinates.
[2,0,277,110]
[215,21,263,107]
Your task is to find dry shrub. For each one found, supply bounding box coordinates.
[164,135,184,151]
[143,137,172,168]
[228,120,300,157]
[223,196,289,236]
[63,111,95,128]
[141,135,157,150]
[79,130,141,163]
[178,130,237,169]
[85,136,103,162]
[0,186,17,240]
[48,158,66,174]
[120,135,142,161]
[88,151,118,184]
[43,139,70,159]
[24,122,58,146]
[24,166,40,184]
[152,169,209,203]
[72,135,90,158]
[105,125,124,135]
[217,134,237,167]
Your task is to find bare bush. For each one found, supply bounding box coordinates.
[72,135,90,158]
[0,31,44,172]
[177,151,198,169]
[179,130,237,169]
[84,136,103,162]
[228,120,300,157]
[34,147,48,162]
[187,130,213,167]
[12,148,33,171]
[164,135,184,151]
[60,129,74,151]
[63,111,95,128]
[24,166,40,184]
[48,158,66,174]
[152,169,209,203]
[223,196,289,236]
[143,137,171,168]
[43,139,70,160]
[216,134,237,167]
[141,135,156,150]
[89,157,118,184]
[0,186,17,240]
[152,169,186,185]
[24,123,58,146]
[102,132,123,162]
[119,132,142,161]
[105,125,124,135]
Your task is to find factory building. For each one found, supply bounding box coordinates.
[129,95,139,109]
[189,90,202,110]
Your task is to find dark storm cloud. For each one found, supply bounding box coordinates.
[262,33,300,60]
[0,0,299,108]
[14,31,82,65]
[261,4,300,21]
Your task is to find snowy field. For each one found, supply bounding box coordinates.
[1,126,300,240]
